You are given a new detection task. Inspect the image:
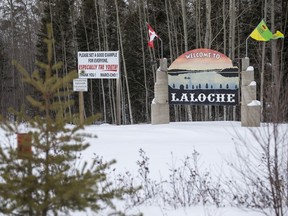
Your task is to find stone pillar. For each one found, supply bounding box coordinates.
[241,57,250,71]
[241,57,260,127]
[151,58,170,124]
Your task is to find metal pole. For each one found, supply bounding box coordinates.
[159,38,163,59]
[245,36,250,57]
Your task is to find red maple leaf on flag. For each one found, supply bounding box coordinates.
[147,23,159,48]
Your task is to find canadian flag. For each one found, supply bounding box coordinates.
[147,23,159,48]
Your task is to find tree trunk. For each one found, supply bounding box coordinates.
[181,0,192,121]
[260,0,267,121]
[114,0,133,124]
[204,0,212,49]
[227,0,236,121]
[94,0,107,122]
[228,0,235,60]
[138,1,149,122]
[204,0,212,121]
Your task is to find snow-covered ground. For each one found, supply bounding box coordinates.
[70,121,271,216]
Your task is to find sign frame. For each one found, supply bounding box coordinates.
[78,51,119,79]
[168,49,239,106]
[73,78,88,92]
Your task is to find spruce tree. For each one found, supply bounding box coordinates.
[0,24,132,216]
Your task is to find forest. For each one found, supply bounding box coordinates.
[0,0,287,124]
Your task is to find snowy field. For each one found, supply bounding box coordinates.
[69,121,276,216]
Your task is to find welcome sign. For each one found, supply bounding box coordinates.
[168,49,239,105]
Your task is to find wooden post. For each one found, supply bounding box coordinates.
[116,77,121,125]
[79,91,84,125]
[116,51,121,125]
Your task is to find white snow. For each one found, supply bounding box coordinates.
[248,81,256,86]
[2,121,276,216]
[247,100,261,106]
[246,66,254,71]
[73,121,267,216]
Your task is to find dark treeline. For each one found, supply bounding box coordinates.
[0,0,287,124]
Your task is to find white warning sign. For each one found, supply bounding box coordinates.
[73,78,88,92]
[78,51,119,79]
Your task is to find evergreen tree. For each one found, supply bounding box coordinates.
[37,0,76,74]
[35,0,77,119]
[76,0,101,118]
[0,36,8,116]
[0,24,133,216]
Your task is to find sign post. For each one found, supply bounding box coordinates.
[73,78,88,125]
[116,54,121,125]
[79,92,84,125]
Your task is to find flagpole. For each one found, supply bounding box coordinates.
[245,36,250,57]
[159,37,163,59]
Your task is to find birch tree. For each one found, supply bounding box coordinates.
[114,0,133,124]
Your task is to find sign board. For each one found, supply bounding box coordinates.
[78,51,119,79]
[73,78,88,92]
[17,133,32,159]
[168,49,239,105]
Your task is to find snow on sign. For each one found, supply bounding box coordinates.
[78,51,119,79]
[73,78,88,92]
